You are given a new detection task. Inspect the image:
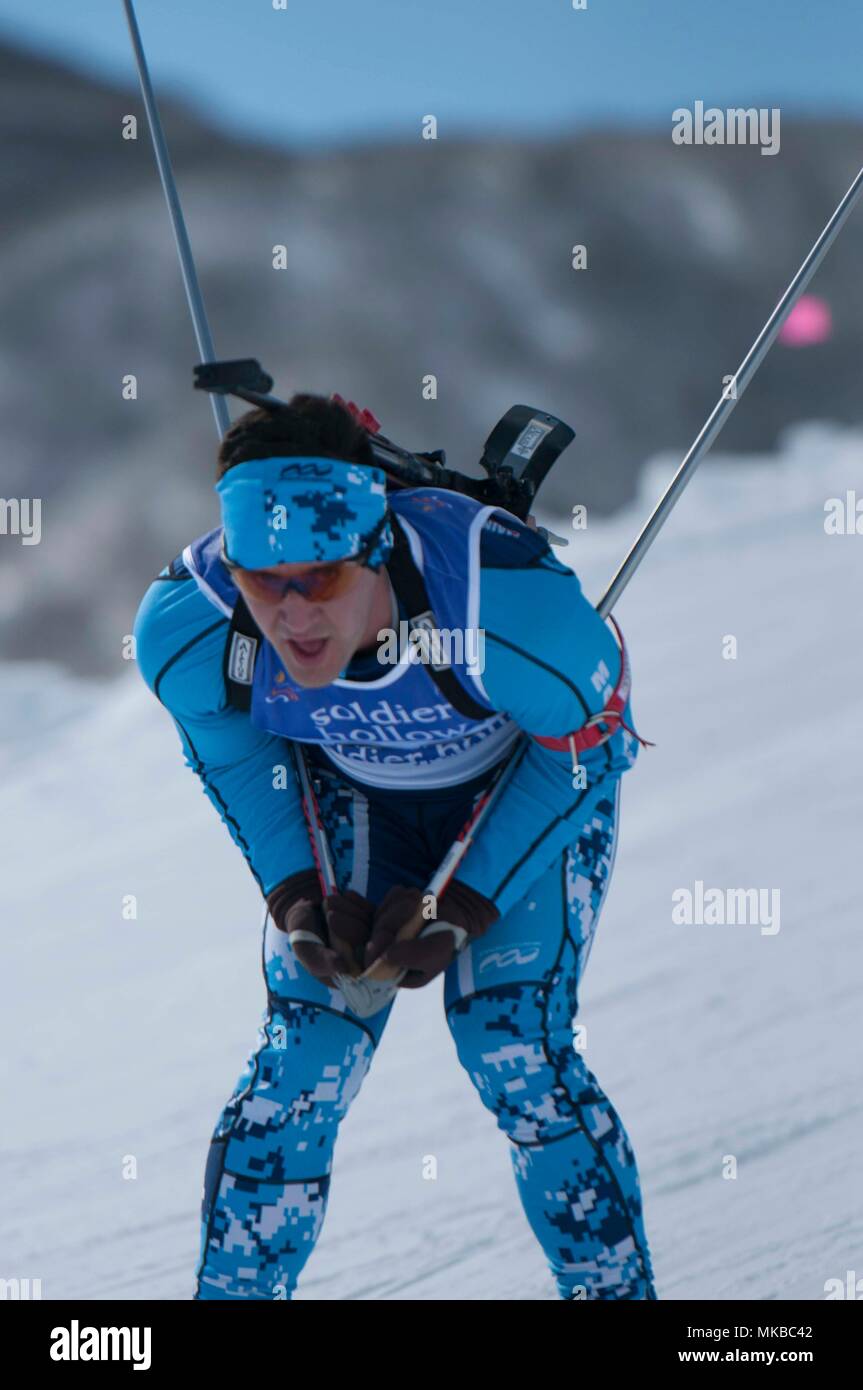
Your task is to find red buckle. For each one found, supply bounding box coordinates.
[332,393,381,435]
[531,618,654,759]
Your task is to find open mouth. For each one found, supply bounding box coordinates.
[285,636,328,663]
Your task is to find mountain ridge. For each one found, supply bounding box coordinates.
[1,40,861,672]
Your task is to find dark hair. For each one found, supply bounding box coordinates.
[216,393,375,478]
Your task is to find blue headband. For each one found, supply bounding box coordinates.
[216,455,393,568]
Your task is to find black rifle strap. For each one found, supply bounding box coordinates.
[223,592,260,712]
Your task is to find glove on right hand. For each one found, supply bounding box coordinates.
[268,870,375,986]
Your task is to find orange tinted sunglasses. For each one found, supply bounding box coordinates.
[222,550,363,604]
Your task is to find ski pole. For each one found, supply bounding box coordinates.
[122,0,229,438]
[330,736,531,1019]
[597,163,863,618]
[123,0,332,907]
[358,733,530,984]
[121,0,556,1017]
[293,745,338,897]
[361,735,530,982]
[122,0,513,1019]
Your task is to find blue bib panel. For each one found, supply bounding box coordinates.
[184,489,521,790]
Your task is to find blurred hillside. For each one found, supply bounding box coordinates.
[1,40,861,674]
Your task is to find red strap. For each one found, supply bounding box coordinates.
[531,616,655,757]
[331,392,381,435]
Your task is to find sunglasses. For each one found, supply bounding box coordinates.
[220,511,390,604]
[221,548,363,604]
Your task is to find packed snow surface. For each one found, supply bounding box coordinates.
[2,422,861,1299]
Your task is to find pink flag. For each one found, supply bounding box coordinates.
[778,295,833,347]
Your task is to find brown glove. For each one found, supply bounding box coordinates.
[363,879,499,989]
[267,870,375,986]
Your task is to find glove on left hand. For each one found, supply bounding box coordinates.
[363,879,499,989]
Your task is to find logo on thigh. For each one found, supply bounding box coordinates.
[475,941,542,975]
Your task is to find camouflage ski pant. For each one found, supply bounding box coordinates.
[195,761,657,1300]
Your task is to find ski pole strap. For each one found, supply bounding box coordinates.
[530,617,655,756]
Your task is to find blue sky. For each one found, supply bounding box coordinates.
[0,0,861,148]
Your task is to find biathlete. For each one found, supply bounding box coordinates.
[133,391,657,1300]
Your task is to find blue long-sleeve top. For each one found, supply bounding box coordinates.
[133,513,642,918]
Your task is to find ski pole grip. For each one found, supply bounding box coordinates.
[359,902,429,983]
[358,745,527,986]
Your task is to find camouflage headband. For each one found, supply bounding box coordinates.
[216,455,393,569]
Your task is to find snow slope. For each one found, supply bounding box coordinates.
[1,420,861,1300]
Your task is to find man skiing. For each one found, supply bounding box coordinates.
[134,391,658,1300]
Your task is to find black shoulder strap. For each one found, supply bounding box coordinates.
[386,514,493,721]
[223,517,494,721]
[223,592,261,712]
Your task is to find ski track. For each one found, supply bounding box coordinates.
[1,421,861,1300]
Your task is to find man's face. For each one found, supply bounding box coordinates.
[241,560,388,688]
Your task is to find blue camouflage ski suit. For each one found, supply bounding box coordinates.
[133,487,657,1300]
